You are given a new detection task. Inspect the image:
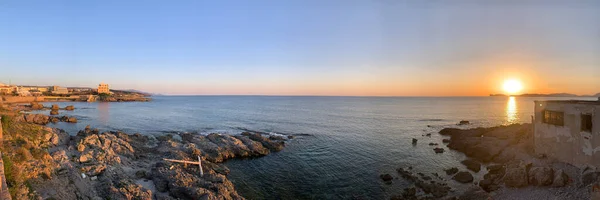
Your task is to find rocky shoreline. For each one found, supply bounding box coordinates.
[0,105,289,199]
[383,123,592,200]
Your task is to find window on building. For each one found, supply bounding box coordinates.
[582,114,592,132]
[543,110,564,126]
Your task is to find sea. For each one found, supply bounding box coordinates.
[30,96,598,199]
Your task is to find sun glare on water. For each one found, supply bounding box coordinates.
[503,79,523,94]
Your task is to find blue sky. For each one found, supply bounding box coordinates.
[0,0,599,95]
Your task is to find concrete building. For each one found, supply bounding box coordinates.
[51,86,69,95]
[534,99,600,167]
[98,83,110,94]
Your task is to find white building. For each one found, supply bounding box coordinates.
[534,99,600,167]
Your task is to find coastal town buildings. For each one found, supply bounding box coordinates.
[533,99,600,167]
[51,86,69,95]
[98,83,110,94]
[0,83,13,95]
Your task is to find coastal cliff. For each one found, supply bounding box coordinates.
[0,105,288,199]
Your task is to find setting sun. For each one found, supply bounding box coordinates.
[503,79,523,94]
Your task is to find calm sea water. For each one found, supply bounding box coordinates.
[32,96,597,199]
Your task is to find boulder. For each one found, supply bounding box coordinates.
[528,167,554,186]
[22,114,50,125]
[504,162,530,188]
[459,120,470,125]
[380,174,393,182]
[30,102,44,110]
[429,143,438,146]
[51,104,59,110]
[65,105,75,110]
[461,159,481,172]
[50,110,59,115]
[552,169,568,187]
[479,178,498,192]
[453,171,474,183]
[582,170,600,186]
[442,139,451,143]
[445,167,459,175]
[433,147,444,153]
[412,138,418,145]
[66,117,77,123]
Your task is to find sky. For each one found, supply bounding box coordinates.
[0,0,599,96]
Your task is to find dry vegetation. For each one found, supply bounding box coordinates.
[1,113,57,199]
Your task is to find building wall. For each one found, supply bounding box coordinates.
[534,101,600,167]
[98,83,110,94]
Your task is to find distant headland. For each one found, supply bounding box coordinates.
[490,93,600,97]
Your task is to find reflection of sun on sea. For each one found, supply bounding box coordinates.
[506,96,518,124]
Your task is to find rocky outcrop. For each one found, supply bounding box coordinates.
[396,167,451,198]
[25,128,289,200]
[440,124,532,163]
[17,114,77,125]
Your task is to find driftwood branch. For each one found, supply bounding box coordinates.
[163,156,204,176]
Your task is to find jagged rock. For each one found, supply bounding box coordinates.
[241,132,284,152]
[433,147,444,153]
[445,167,459,175]
[79,152,93,163]
[65,105,75,110]
[552,169,568,187]
[81,164,107,176]
[453,171,474,183]
[528,167,554,186]
[21,113,50,125]
[107,181,153,200]
[461,159,481,173]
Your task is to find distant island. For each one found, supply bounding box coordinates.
[490,93,600,97]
